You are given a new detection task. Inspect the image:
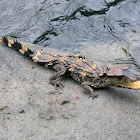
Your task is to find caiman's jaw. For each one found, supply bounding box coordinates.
[107,65,140,89]
[112,76,140,89]
[113,81,140,89]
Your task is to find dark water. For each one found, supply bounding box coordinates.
[0,0,140,70]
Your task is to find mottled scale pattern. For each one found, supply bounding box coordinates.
[31,50,100,83]
[0,36,140,98]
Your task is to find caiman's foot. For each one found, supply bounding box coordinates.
[81,82,98,99]
[89,93,98,99]
[49,64,67,89]
[49,80,64,89]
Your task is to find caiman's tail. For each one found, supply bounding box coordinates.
[0,36,34,59]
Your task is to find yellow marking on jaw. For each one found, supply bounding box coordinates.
[114,81,140,89]
[19,44,28,54]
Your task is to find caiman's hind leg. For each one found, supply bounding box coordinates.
[81,82,98,98]
[49,64,67,88]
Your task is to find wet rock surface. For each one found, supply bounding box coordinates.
[1,0,140,68]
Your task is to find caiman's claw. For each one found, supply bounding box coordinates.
[89,93,98,99]
[49,80,64,89]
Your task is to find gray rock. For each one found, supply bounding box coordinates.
[0,41,140,140]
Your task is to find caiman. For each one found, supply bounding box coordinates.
[0,36,140,98]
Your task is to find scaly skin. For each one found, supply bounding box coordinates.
[0,36,140,98]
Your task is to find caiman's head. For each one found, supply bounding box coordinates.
[107,65,140,89]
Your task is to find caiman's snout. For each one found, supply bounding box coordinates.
[107,65,140,82]
[107,65,140,89]
[122,69,140,81]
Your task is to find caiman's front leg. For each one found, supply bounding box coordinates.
[81,82,98,98]
[49,64,67,88]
